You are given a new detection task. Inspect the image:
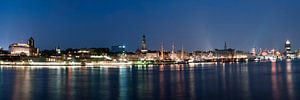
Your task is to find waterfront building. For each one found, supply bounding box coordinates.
[47,54,64,62]
[44,46,64,62]
[234,50,250,60]
[285,40,291,54]
[110,45,127,61]
[214,42,235,60]
[135,34,148,60]
[161,51,171,60]
[65,48,110,62]
[145,51,160,61]
[212,42,249,62]
[111,45,126,54]
[10,43,31,56]
[192,50,213,62]
[285,40,295,59]
[126,52,139,61]
[9,37,39,56]
[214,48,235,58]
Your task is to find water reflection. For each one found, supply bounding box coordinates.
[119,66,128,100]
[286,62,294,100]
[12,68,32,100]
[271,62,296,100]
[241,63,250,100]
[272,62,280,100]
[0,61,299,100]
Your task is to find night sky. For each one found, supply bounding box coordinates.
[1,0,300,52]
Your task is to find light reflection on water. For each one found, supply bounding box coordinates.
[0,61,299,100]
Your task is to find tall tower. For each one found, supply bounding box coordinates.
[28,37,35,47]
[141,34,148,53]
[285,40,292,58]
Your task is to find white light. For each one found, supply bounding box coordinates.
[286,40,291,44]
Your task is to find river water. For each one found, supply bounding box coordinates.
[0,61,299,100]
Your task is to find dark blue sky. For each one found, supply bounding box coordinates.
[1,0,300,51]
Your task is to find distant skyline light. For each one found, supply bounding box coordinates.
[0,0,300,51]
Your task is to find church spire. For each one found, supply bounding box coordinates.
[28,37,35,48]
[140,34,148,53]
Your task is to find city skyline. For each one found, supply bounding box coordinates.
[1,0,300,51]
[1,1,300,100]
[0,35,296,53]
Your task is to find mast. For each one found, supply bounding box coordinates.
[160,42,164,60]
[224,41,227,50]
[181,45,184,60]
[171,42,175,54]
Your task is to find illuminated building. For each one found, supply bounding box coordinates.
[9,37,39,56]
[214,48,235,59]
[65,48,110,62]
[285,40,291,57]
[126,52,139,61]
[111,45,127,61]
[212,42,249,62]
[285,40,291,54]
[145,51,160,60]
[44,46,63,62]
[214,42,235,59]
[111,45,126,54]
[9,43,31,56]
[285,40,295,59]
[192,50,214,62]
